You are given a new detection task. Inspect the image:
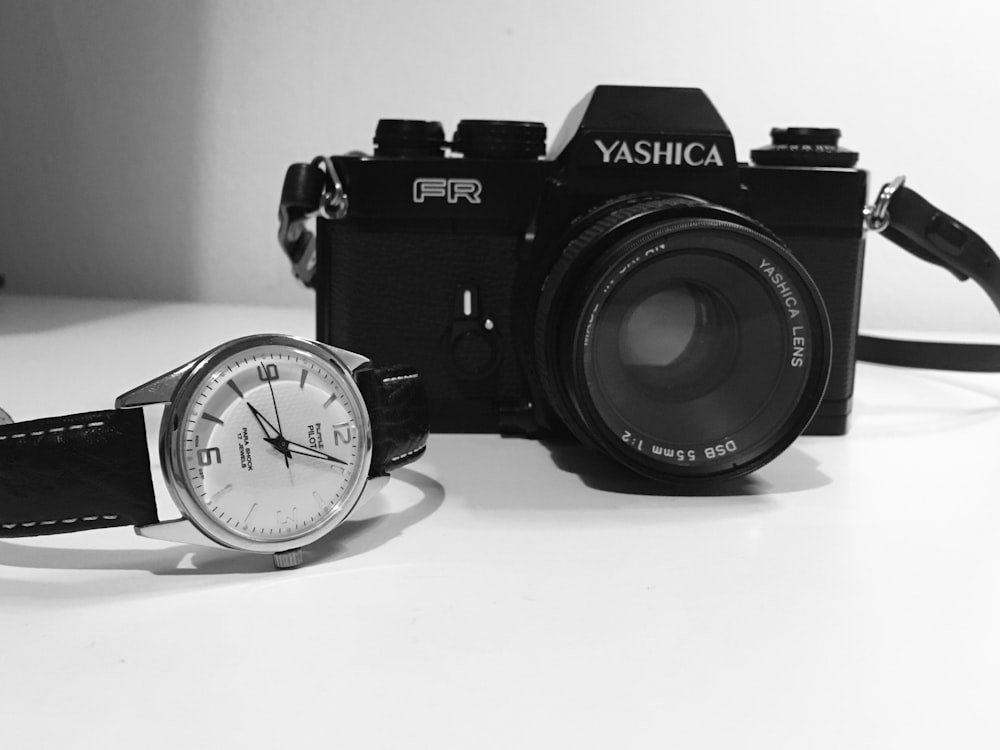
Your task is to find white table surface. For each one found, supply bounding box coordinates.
[1,293,999,749]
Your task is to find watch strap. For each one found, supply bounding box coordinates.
[356,366,430,476]
[0,409,158,537]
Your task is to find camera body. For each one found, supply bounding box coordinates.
[315,86,868,466]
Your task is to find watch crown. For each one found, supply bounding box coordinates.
[272,548,304,569]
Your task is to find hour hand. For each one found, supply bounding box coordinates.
[247,403,292,465]
[247,403,279,438]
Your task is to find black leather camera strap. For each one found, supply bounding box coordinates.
[858,179,1000,371]
[279,159,337,288]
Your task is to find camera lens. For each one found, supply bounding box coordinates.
[535,197,831,484]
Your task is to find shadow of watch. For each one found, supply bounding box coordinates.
[0,334,429,569]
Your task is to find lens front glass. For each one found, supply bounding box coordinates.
[615,277,740,407]
[572,222,828,480]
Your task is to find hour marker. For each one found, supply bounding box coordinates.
[312,491,326,509]
[300,369,308,389]
[332,423,353,446]
[241,502,258,527]
[212,484,234,502]
[197,447,222,466]
[227,381,245,399]
[202,413,224,425]
[323,394,337,407]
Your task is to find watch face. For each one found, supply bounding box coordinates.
[162,335,372,552]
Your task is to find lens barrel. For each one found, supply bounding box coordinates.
[534,196,831,484]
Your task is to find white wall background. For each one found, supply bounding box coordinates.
[1,0,999,333]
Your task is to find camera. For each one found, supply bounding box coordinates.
[296,85,869,484]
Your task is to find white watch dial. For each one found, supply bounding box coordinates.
[170,340,370,547]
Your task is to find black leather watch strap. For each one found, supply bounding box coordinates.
[0,408,158,537]
[356,366,430,477]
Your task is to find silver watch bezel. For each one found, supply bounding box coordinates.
[158,333,374,554]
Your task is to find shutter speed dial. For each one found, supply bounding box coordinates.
[751,127,859,168]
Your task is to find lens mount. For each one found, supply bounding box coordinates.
[534,197,831,484]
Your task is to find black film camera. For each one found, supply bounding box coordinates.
[281,85,873,484]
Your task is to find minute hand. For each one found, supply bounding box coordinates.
[283,439,347,465]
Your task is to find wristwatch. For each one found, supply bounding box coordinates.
[0,334,429,569]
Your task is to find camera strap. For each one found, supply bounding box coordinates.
[858,176,1000,371]
[278,157,347,288]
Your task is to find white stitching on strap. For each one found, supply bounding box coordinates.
[388,446,424,464]
[0,420,105,441]
[382,373,418,383]
[2,514,118,530]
